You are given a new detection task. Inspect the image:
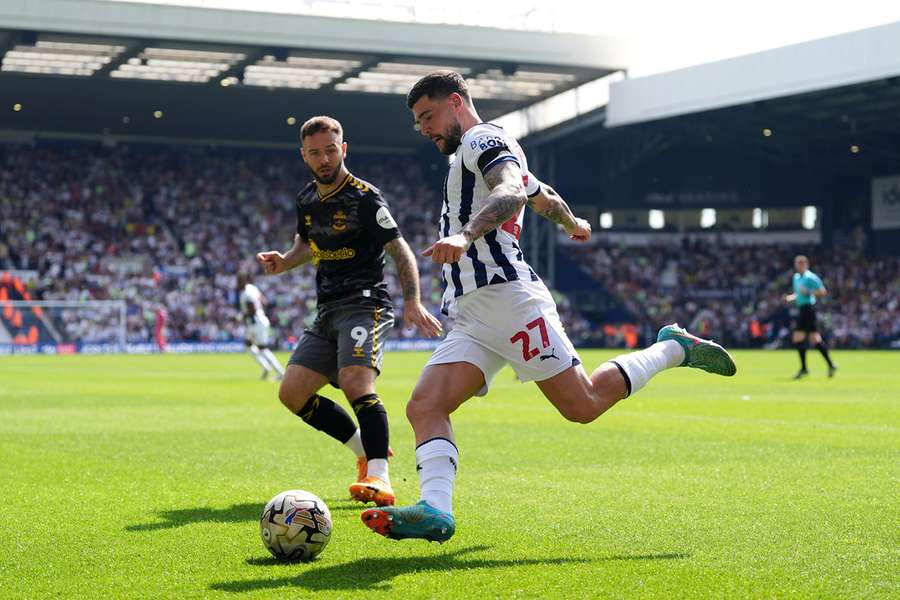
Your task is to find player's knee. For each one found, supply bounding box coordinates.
[277,385,292,408]
[406,395,424,426]
[338,368,374,401]
[406,389,440,426]
[278,382,303,411]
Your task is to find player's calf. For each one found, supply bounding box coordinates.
[543,324,735,425]
[538,363,625,424]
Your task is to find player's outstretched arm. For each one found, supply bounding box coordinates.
[527,183,592,242]
[423,161,526,264]
[384,237,443,338]
[256,234,312,275]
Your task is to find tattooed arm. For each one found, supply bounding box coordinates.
[460,160,528,244]
[384,237,422,303]
[384,237,443,337]
[423,161,527,264]
[528,183,592,242]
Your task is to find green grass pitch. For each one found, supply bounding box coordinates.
[1,350,897,598]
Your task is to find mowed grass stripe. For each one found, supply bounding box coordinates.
[0,350,897,598]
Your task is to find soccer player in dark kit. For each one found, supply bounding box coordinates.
[257,116,442,506]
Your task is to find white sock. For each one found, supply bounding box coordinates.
[261,348,284,376]
[366,458,390,483]
[344,429,365,458]
[248,345,269,371]
[609,340,684,397]
[416,438,458,514]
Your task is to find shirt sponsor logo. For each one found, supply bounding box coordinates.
[309,239,356,264]
[376,206,397,229]
[471,135,505,151]
[313,247,356,261]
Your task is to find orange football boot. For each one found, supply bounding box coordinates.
[349,476,396,506]
[352,447,395,505]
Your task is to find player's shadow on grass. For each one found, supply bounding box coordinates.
[126,500,366,532]
[212,545,686,593]
[126,503,262,532]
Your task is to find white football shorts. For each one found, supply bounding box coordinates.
[246,322,271,347]
[426,278,580,395]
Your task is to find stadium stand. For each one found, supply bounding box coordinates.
[0,140,590,347]
[568,241,900,349]
[2,139,897,350]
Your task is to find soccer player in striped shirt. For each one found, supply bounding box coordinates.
[362,71,737,543]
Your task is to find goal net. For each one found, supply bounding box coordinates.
[0,300,127,352]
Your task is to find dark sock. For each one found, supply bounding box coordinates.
[350,393,389,460]
[609,361,632,398]
[796,343,808,370]
[296,394,357,444]
[816,343,834,368]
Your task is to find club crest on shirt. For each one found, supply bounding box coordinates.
[304,214,312,228]
[332,210,348,231]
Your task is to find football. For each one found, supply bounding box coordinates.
[259,490,332,562]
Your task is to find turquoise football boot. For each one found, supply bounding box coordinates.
[361,500,456,543]
[657,323,737,376]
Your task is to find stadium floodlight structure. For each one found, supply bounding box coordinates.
[1,300,127,352]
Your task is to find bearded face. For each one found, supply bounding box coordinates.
[301,130,346,184]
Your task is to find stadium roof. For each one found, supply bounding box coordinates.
[607,21,900,127]
[0,0,629,148]
[521,21,900,186]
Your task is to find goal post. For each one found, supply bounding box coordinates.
[0,300,127,352]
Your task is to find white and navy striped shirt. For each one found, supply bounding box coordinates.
[440,123,542,314]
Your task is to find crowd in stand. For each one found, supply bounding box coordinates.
[2,141,897,350]
[0,141,585,347]
[571,239,900,349]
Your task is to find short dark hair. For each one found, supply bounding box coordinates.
[300,115,343,141]
[406,70,471,109]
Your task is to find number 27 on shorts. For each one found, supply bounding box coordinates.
[509,317,549,362]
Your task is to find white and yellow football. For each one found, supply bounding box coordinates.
[259,490,332,562]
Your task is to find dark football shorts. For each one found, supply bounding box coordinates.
[288,300,394,385]
[795,304,818,333]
